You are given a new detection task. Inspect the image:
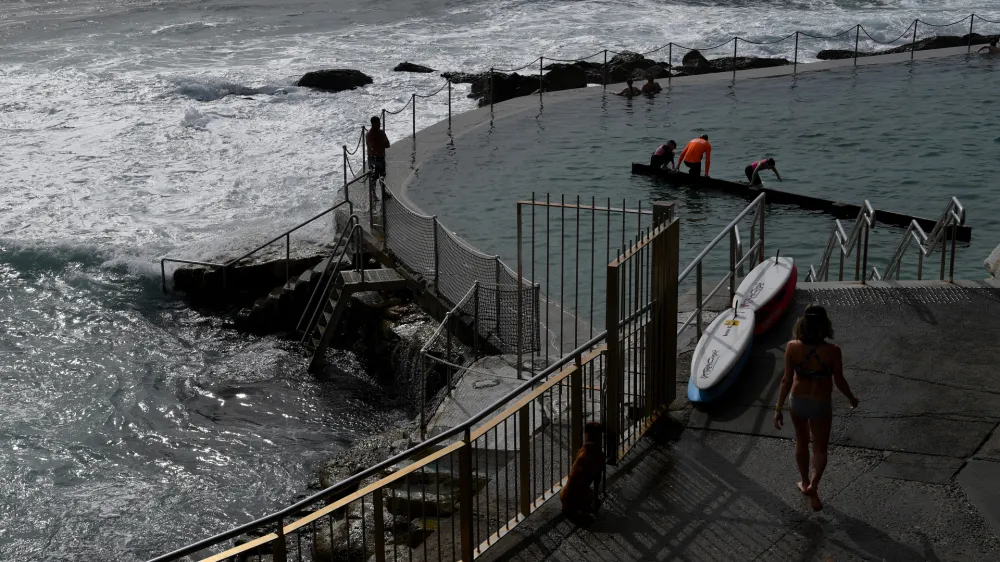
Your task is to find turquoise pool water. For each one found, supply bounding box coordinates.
[406,54,1000,290]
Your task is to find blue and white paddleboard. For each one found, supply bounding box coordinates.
[688,307,755,403]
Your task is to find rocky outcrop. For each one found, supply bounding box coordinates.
[394,61,435,73]
[297,69,374,92]
[817,33,999,60]
[672,51,790,75]
[541,64,588,92]
[601,50,671,83]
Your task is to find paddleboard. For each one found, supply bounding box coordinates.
[733,256,797,335]
[688,307,755,403]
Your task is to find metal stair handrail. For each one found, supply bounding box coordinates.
[805,200,876,282]
[870,197,965,282]
[297,215,365,344]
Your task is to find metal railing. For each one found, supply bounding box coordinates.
[148,328,608,562]
[296,215,365,343]
[870,197,966,282]
[159,184,364,294]
[805,201,876,283]
[677,193,767,340]
[339,14,1000,185]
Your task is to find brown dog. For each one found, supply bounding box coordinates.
[560,422,605,516]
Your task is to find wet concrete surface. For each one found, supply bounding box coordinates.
[477,284,1000,561]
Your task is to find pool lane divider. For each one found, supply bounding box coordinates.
[631,163,972,242]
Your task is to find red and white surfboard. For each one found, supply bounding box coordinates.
[733,255,797,335]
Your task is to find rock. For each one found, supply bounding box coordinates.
[816,49,857,60]
[393,61,435,73]
[542,64,588,92]
[542,61,602,72]
[673,55,789,75]
[682,49,710,69]
[297,69,373,92]
[600,50,668,84]
[440,71,483,84]
[472,72,538,107]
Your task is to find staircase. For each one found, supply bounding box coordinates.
[298,217,410,372]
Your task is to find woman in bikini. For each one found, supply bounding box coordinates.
[773,304,858,511]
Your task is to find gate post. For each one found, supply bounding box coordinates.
[605,260,621,465]
[651,203,679,410]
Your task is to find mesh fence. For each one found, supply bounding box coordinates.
[346,180,539,354]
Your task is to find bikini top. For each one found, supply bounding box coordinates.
[794,345,833,380]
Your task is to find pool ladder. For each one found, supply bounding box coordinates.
[869,197,965,282]
[805,201,876,283]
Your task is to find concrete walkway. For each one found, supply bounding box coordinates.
[477,282,1000,561]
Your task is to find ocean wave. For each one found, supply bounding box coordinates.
[151,21,222,36]
[170,76,293,102]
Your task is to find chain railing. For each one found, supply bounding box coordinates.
[870,197,966,282]
[337,13,1000,183]
[805,201,876,283]
[158,194,359,294]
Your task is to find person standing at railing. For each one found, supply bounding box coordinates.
[677,134,712,177]
[366,115,391,179]
[773,304,859,512]
[650,140,677,171]
[745,157,782,186]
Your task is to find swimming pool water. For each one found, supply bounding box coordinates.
[406,54,1000,288]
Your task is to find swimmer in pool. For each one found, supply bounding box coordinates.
[978,39,1000,54]
[615,78,641,97]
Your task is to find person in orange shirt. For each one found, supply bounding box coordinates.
[677,134,712,177]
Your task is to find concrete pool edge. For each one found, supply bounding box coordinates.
[383,43,982,217]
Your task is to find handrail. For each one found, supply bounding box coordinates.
[147,324,608,562]
[296,216,364,342]
[159,184,366,293]
[676,193,766,339]
[804,200,875,282]
[870,197,965,282]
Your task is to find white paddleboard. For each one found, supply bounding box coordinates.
[733,256,795,312]
[691,308,755,390]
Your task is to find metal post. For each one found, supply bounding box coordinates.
[381,108,386,131]
[794,32,799,73]
[411,93,416,140]
[432,217,439,291]
[855,228,862,281]
[605,261,621,465]
[518,406,530,514]
[603,50,608,88]
[668,43,673,85]
[758,200,766,262]
[729,229,736,302]
[940,229,947,280]
[571,355,583,454]
[380,179,388,244]
[420,356,427,437]
[854,25,860,66]
[489,67,495,111]
[695,262,703,339]
[839,245,845,281]
[949,223,957,283]
[473,283,480,355]
[373,489,387,562]
[458,428,475,562]
[273,518,287,562]
[918,248,924,280]
[361,125,367,173]
[160,261,167,293]
[861,224,870,284]
[342,145,348,186]
[285,234,290,284]
[447,79,452,129]
[969,14,975,53]
[517,203,523,380]
[539,56,544,96]
[911,19,918,60]
[732,37,738,80]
